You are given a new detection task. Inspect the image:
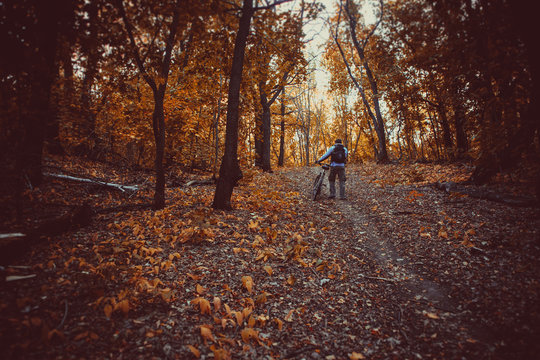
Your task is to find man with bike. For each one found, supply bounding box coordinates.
[315,139,348,200]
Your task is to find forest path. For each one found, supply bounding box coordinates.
[3,157,539,360]
[279,163,540,359]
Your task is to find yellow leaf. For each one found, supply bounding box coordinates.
[248,315,256,328]
[104,304,113,319]
[210,346,231,360]
[466,229,476,236]
[160,287,174,302]
[240,327,259,344]
[74,331,88,341]
[426,312,439,319]
[349,352,366,360]
[255,292,268,305]
[242,307,253,319]
[213,296,221,312]
[248,221,259,230]
[196,284,206,295]
[461,238,474,248]
[187,273,204,281]
[187,344,201,358]
[116,299,129,315]
[274,318,283,331]
[192,297,212,315]
[234,311,244,326]
[242,276,253,293]
[263,265,273,276]
[252,235,264,247]
[284,309,294,322]
[438,228,448,239]
[200,325,214,343]
[286,275,296,286]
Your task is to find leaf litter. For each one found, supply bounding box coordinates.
[1,156,539,359]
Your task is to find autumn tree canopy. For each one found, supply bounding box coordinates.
[1,0,538,204]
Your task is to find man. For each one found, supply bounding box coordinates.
[316,139,348,199]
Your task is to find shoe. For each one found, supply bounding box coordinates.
[328,195,335,199]
[339,197,347,200]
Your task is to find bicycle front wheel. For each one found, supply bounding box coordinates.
[312,173,324,200]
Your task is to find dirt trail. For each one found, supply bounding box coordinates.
[280,164,540,359]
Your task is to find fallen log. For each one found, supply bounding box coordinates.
[185,177,216,187]
[435,181,538,207]
[44,172,140,192]
[0,203,93,265]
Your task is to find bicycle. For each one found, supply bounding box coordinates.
[312,162,330,200]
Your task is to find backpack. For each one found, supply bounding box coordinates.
[331,144,346,164]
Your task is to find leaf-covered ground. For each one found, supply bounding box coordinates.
[1,157,539,359]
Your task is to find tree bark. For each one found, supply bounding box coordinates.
[18,0,63,187]
[152,86,167,209]
[213,0,254,210]
[278,97,286,167]
[117,0,180,209]
[336,0,389,163]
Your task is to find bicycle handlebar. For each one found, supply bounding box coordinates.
[316,162,330,170]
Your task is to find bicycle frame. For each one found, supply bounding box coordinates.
[312,163,330,200]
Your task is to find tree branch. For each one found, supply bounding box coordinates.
[116,0,157,92]
[254,0,293,11]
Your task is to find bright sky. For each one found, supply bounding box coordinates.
[297,0,378,100]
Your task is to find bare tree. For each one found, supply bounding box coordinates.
[333,0,389,163]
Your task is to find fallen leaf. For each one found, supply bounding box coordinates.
[242,276,253,293]
[200,325,214,343]
[234,311,244,326]
[196,284,206,295]
[116,299,129,315]
[349,352,366,360]
[213,296,221,312]
[104,304,113,319]
[286,274,296,286]
[284,309,294,322]
[240,327,259,344]
[263,265,273,276]
[426,312,439,319]
[187,344,200,358]
[192,297,211,315]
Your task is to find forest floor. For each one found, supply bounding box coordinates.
[1,156,539,360]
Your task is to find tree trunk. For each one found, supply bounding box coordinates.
[254,111,263,168]
[213,0,254,210]
[212,75,224,177]
[153,89,166,209]
[435,95,453,159]
[117,0,180,210]
[19,0,62,187]
[337,0,389,163]
[278,98,285,167]
[261,103,272,171]
[305,88,311,166]
[453,103,468,158]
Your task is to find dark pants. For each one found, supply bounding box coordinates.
[328,166,346,198]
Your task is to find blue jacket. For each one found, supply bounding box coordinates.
[317,144,348,167]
